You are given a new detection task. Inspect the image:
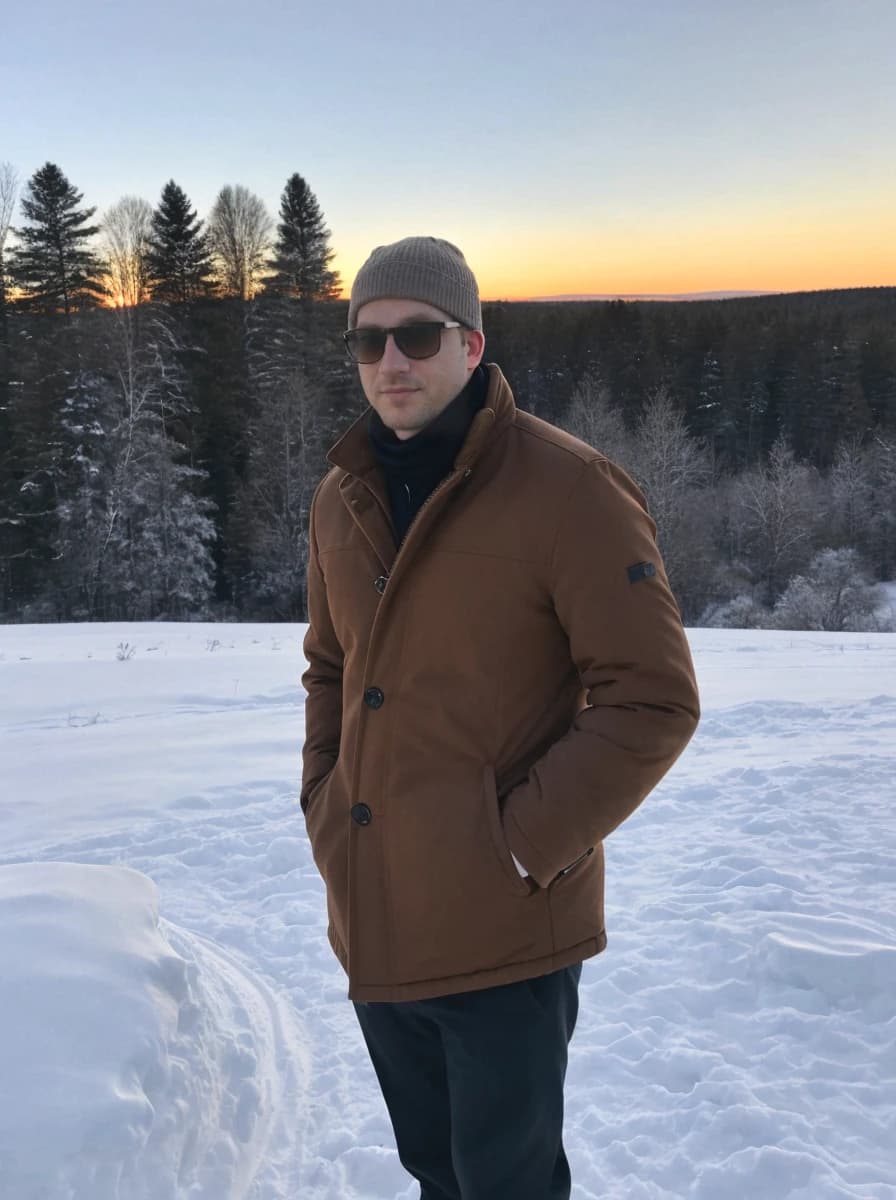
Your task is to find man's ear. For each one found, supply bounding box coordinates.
[464,328,485,369]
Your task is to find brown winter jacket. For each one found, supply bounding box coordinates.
[301,364,699,1003]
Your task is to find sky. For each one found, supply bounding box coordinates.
[4,0,895,298]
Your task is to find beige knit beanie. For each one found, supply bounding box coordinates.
[348,236,482,331]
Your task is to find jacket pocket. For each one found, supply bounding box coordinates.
[549,846,594,888]
[484,766,538,897]
[303,765,339,872]
[302,765,335,818]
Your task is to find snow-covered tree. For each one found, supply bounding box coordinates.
[865,437,896,581]
[773,547,887,632]
[230,287,342,616]
[0,299,84,617]
[625,386,715,619]
[52,368,116,617]
[628,386,711,530]
[560,371,632,465]
[699,593,772,629]
[561,379,716,619]
[730,436,816,604]
[50,311,216,619]
[824,437,873,550]
[230,372,320,617]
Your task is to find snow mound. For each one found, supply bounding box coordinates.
[0,862,308,1199]
[755,913,896,1019]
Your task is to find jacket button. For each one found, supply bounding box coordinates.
[351,803,372,826]
[373,576,388,595]
[364,686,384,709]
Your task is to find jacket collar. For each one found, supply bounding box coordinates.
[327,363,516,481]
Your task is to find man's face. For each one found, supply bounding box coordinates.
[354,298,485,441]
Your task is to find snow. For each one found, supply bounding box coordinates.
[0,863,308,1199]
[0,622,894,1199]
[878,580,896,626]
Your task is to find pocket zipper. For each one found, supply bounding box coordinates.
[557,847,594,877]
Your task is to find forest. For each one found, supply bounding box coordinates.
[1,162,894,629]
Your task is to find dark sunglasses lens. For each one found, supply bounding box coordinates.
[393,323,443,359]
[346,329,387,363]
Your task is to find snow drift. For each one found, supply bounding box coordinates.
[0,862,308,1200]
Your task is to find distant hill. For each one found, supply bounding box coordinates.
[524,290,778,302]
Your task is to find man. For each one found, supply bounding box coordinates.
[300,236,699,1200]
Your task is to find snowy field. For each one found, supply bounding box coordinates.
[0,622,894,1200]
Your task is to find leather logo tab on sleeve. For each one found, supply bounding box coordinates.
[627,561,657,584]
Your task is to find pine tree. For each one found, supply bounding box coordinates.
[145,181,214,305]
[266,173,340,301]
[230,371,320,618]
[0,307,81,616]
[52,367,115,617]
[9,163,104,314]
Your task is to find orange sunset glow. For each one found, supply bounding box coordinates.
[334,197,895,302]
[6,1,893,305]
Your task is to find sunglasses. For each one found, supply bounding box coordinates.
[343,320,462,364]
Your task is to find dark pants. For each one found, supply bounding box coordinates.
[353,963,582,1200]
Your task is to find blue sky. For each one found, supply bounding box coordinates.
[5,0,894,295]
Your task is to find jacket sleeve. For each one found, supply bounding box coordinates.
[300,484,344,813]
[502,456,700,887]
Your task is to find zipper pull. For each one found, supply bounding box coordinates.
[558,847,594,876]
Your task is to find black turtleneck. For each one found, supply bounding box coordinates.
[368,365,488,544]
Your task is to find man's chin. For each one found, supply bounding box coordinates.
[390,421,425,441]
[380,408,428,440]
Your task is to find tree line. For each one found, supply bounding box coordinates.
[0,162,339,309]
[0,161,893,630]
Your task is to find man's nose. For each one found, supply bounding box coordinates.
[379,332,410,369]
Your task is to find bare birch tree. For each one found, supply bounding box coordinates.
[0,163,18,261]
[0,163,20,323]
[102,196,153,309]
[207,185,272,300]
[0,163,22,611]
